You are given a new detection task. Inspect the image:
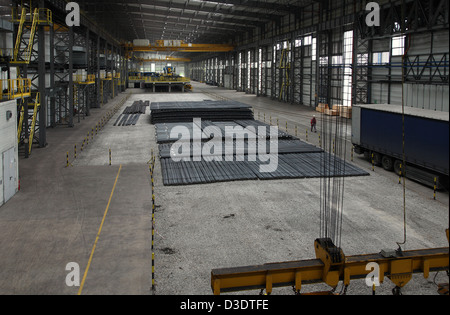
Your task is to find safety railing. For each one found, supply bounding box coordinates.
[0,48,13,57]
[128,76,190,83]
[0,78,32,100]
[128,76,143,81]
[11,8,41,64]
[12,7,52,24]
[144,77,191,83]
[74,74,96,84]
[36,8,52,24]
[27,92,40,154]
[100,73,113,80]
[13,8,27,61]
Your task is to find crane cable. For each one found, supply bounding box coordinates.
[396,8,412,251]
[318,28,349,251]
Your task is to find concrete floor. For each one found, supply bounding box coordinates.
[0,82,448,295]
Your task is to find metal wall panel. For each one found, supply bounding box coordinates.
[0,100,19,207]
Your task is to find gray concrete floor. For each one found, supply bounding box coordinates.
[0,82,448,295]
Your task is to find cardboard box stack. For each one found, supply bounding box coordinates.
[316,103,328,113]
[315,104,352,118]
[324,105,339,116]
[339,106,352,119]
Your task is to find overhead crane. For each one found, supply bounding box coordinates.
[123,40,235,54]
[210,87,449,295]
[135,57,192,63]
[211,232,449,295]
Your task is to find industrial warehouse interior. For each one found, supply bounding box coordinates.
[0,0,449,300]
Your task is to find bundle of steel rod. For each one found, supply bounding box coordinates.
[155,122,211,143]
[114,100,150,126]
[150,100,254,124]
[151,100,368,186]
[158,139,324,160]
[160,153,369,186]
[155,120,295,144]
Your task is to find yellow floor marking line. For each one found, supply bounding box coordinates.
[78,165,123,295]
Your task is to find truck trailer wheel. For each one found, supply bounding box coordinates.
[382,156,394,171]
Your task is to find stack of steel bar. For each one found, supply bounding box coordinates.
[155,120,294,144]
[158,139,324,160]
[155,121,211,143]
[156,121,369,186]
[114,100,150,126]
[234,120,292,140]
[150,100,254,124]
[151,100,369,186]
[160,153,368,186]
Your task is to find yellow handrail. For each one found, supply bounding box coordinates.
[0,48,14,57]
[73,74,96,84]
[12,7,52,24]
[0,78,32,100]
[23,8,39,63]
[36,8,52,24]
[17,106,25,144]
[13,8,27,61]
[11,8,51,64]
[28,92,40,154]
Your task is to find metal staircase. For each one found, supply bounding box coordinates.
[279,47,291,102]
[11,8,39,65]
[17,92,41,157]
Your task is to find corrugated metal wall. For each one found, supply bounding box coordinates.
[188,1,448,114]
[0,100,19,207]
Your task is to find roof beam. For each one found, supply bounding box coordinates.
[196,0,301,13]
[123,13,254,31]
[123,41,235,53]
[80,0,281,21]
[82,4,263,29]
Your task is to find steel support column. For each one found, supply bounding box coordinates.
[68,26,74,127]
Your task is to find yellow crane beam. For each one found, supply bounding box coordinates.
[123,41,235,53]
[136,57,192,63]
[211,234,449,295]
